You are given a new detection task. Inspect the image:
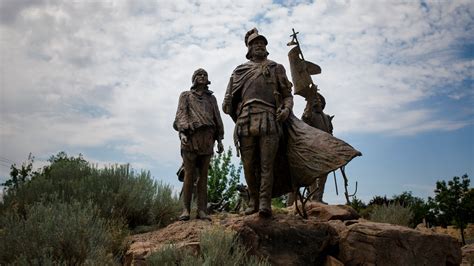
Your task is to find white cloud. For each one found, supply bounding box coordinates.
[0,0,472,182]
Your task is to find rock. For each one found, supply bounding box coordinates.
[229,213,339,265]
[124,207,462,266]
[125,213,339,266]
[288,202,360,221]
[125,219,214,265]
[323,255,344,266]
[462,243,474,265]
[415,222,435,233]
[338,220,462,266]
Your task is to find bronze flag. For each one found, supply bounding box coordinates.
[288,38,321,98]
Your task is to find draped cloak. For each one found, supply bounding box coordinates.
[225,60,361,197]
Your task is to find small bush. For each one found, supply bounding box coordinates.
[147,244,197,266]
[369,203,413,227]
[200,228,248,265]
[271,196,287,209]
[147,228,269,266]
[150,181,181,227]
[0,201,127,265]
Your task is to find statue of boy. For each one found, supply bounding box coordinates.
[286,89,334,206]
[302,90,334,203]
[223,28,293,217]
[174,68,224,221]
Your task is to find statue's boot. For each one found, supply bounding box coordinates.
[196,210,212,221]
[179,169,193,221]
[312,191,327,204]
[258,196,272,218]
[179,209,190,221]
[310,175,328,204]
[244,195,259,215]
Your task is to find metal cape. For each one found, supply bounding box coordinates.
[271,113,362,197]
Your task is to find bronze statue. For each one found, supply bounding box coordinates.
[174,68,224,221]
[223,28,294,218]
[286,88,335,206]
[282,29,361,214]
[302,90,334,203]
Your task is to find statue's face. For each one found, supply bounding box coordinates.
[249,39,268,59]
[313,97,323,112]
[194,72,208,85]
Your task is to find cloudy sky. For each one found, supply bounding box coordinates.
[1,0,473,203]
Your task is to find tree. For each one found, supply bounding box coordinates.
[2,153,36,191]
[368,195,392,206]
[429,174,472,245]
[349,196,367,214]
[207,147,242,211]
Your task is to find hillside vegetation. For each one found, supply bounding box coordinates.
[0,152,181,264]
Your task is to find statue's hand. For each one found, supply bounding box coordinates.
[223,95,232,114]
[180,134,188,145]
[277,107,290,122]
[217,140,224,154]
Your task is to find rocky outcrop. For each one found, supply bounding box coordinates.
[125,204,462,265]
[227,214,339,265]
[289,201,360,222]
[462,244,474,265]
[125,219,212,265]
[337,220,461,266]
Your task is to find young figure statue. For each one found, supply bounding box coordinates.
[174,68,224,221]
[302,89,334,203]
[223,28,293,218]
[286,88,334,206]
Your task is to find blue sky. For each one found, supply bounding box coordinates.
[0,0,473,203]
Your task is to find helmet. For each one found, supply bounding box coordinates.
[245,28,268,47]
[245,28,268,59]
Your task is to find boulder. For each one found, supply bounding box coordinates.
[125,219,213,265]
[337,220,462,266]
[462,243,474,265]
[288,202,360,221]
[125,213,339,265]
[229,214,339,265]
[124,205,462,266]
[323,255,344,266]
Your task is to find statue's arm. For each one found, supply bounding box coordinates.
[212,95,225,141]
[275,64,293,122]
[302,100,312,122]
[173,92,189,133]
[222,76,234,114]
[212,95,225,153]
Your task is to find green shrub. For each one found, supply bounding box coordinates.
[147,244,197,266]
[147,228,269,266]
[349,196,367,214]
[150,181,181,227]
[271,196,287,209]
[0,153,181,229]
[208,148,242,211]
[369,203,413,227]
[0,201,127,265]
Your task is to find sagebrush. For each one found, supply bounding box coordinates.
[0,201,127,265]
[0,152,182,264]
[1,152,181,228]
[369,203,413,226]
[148,227,269,266]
